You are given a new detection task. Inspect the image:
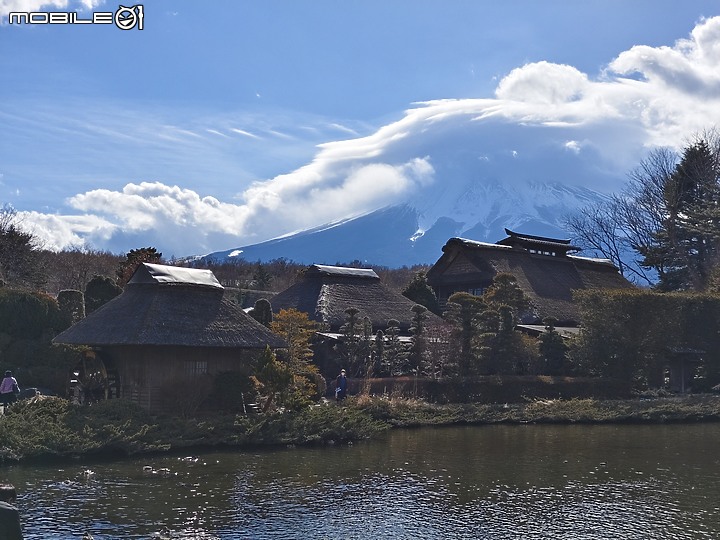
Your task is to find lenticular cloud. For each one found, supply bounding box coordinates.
[21,16,720,256]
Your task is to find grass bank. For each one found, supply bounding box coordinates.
[2,393,720,463]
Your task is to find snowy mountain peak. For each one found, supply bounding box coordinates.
[204,175,607,267]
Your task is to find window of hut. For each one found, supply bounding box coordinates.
[186,360,208,376]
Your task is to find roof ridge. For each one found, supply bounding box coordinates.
[307,264,379,279]
[504,228,571,244]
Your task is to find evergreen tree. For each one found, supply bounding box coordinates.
[249,298,273,327]
[384,319,407,376]
[0,288,78,394]
[336,307,365,376]
[482,273,531,319]
[629,135,720,291]
[251,346,292,412]
[402,271,441,314]
[116,247,162,286]
[0,205,46,290]
[444,292,486,376]
[372,330,385,377]
[270,308,322,407]
[474,305,536,375]
[84,275,122,314]
[474,308,500,374]
[252,263,273,290]
[57,289,85,325]
[538,317,568,375]
[408,304,429,376]
[360,316,373,379]
[270,308,318,371]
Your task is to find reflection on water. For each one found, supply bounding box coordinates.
[3,424,720,539]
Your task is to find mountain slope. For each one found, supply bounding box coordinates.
[203,179,607,267]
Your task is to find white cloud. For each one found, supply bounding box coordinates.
[0,0,104,17]
[1,0,67,17]
[495,61,590,104]
[68,182,253,234]
[230,128,261,139]
[15,16,720,256]
[564,140,581,154]
[17,211,116,251]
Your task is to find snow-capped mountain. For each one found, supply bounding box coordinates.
[202,98,631,268]
[203,178,608,268]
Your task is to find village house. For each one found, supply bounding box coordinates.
[270,264,444,376]
[52,263,286,412]
[271,264,442,333]
[426,229,634,326]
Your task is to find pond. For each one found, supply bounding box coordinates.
[3,423,720,539]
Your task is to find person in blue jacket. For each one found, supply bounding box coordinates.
[335,369,347,402]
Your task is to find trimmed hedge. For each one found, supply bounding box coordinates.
[339,375,633,403]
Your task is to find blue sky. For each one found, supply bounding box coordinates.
[2,1,720,257]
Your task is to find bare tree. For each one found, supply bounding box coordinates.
[565,199,655,286]
[566,132,720,290]
[40,248,122,294]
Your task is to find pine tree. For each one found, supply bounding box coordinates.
[640,136,720,291]
[116,247,162,286]
[372,330,385,377]
[57,289,85,325]
[0,205,46,289]
[252,263,273,290]
[538,317,568,375]
[482,273,530,319]
[251,346,292,412]
[336,307,367,376]
[84,275,122,314]
[270,308,317,372]
[384,319,407,376]
[270,308,321,407]
[249,298,273,327]
[402,271,441,314]
[444,292,486,376]
[408,304,429,376]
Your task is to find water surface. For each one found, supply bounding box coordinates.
[3,423,720,539]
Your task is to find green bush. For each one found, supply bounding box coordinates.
[0,289,80,393]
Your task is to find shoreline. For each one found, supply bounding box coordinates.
[1,394,720,465]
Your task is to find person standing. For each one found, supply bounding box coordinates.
[335,369,348,402]
[0,371,19,408]
[0,484,23,540]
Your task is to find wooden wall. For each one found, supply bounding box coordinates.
[101,345,258,412]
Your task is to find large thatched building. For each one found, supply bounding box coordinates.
[426,229,634,325]
[270,264,444,377]
[270,264,441,333]
[53,263,286,412]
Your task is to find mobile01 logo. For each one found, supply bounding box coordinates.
[8,5,144,30]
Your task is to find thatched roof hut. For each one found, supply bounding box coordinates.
[427,230,634,325]
[53,263,285,412]
[54,263,285,349]
[270,264,441,333]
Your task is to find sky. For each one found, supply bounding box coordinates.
[2,1,720,258]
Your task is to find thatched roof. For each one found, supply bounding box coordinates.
[427,236,634,325]
[270,264,441,332]
[53,263,286,349]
